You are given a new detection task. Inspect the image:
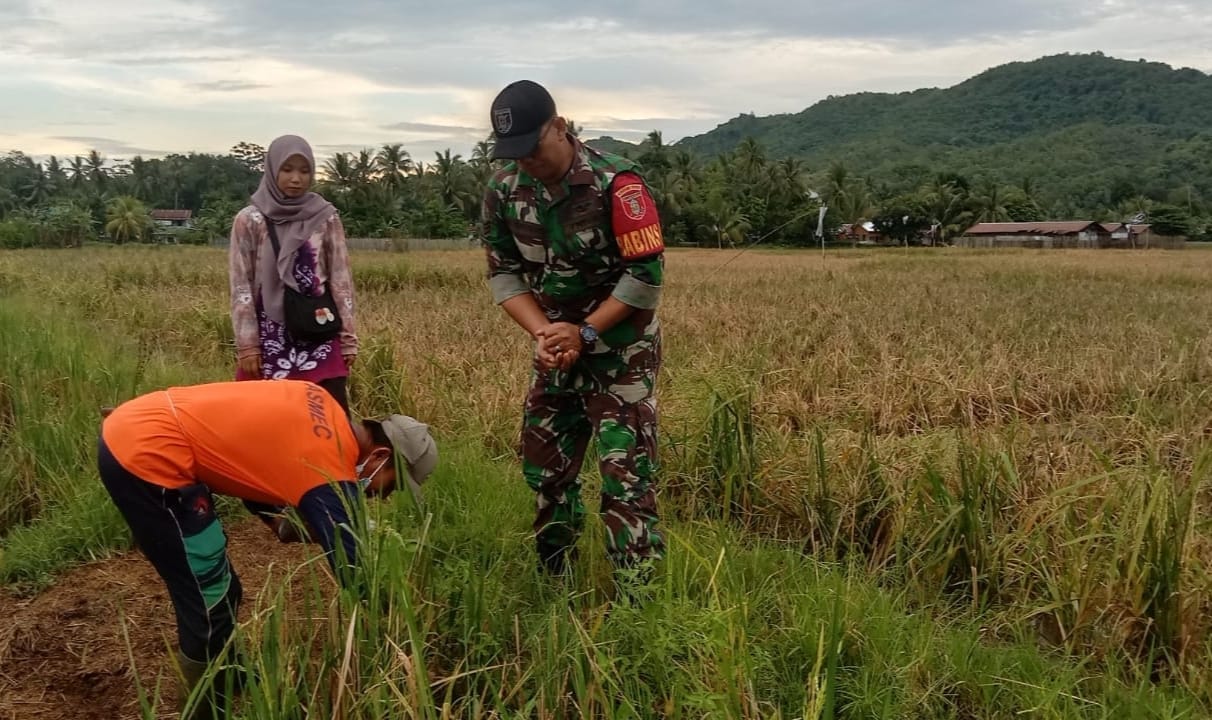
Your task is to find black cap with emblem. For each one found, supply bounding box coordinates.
[489,80,557,160]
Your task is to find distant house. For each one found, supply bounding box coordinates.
[955,221,1183,249]
[151,209,193,229]
[1098,222,1161,248]
[836,222,884,245]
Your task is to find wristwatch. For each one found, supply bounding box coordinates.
[578,322,599,349]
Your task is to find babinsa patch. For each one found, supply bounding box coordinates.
[616,184,647,221]
[610,175,664,260]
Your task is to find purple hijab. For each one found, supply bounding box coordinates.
[250,135,335,323]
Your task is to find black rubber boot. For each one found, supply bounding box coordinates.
[176,650,251,719]
[177,650,221,720]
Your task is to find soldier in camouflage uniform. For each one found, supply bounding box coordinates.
[480,80,666,582]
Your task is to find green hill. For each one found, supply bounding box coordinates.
[674,53,1212,209]
[584,135,644,158]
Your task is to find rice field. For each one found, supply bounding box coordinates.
[1,244,1211,718]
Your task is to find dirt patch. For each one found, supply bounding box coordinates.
[0,518,317,720]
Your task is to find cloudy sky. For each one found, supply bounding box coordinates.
[2,0,1211,164]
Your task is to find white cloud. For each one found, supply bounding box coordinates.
[2,1,1211,159]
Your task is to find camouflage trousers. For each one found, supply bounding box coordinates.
[522,338,664,565]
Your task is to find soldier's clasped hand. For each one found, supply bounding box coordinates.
[535,322,582,370]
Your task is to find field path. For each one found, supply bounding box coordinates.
[0,519,314,720]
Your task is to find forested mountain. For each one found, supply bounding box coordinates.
[667,53,1212,214]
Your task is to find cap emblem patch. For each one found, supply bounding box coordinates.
[493,108,513,134]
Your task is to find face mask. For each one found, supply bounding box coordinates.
[356,452,390,491]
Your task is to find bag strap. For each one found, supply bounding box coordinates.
[265,219,281,258]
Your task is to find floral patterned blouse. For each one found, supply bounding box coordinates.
[228,206,358,382]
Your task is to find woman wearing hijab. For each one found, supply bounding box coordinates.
[228,135,359,412]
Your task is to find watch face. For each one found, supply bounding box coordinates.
[580,326,598,344]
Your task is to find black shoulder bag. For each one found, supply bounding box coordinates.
[265,221,343,343]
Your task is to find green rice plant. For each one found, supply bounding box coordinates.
[839,432,897,569]
[354,258,413,294]
[1016,473,1116,655]
[1108,465,1200,666]
[907,445,1012,610]
[691,386,761,522]
[350,335,408,417]
[805,428,840,557]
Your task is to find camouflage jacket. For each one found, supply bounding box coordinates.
[481,137,664,349]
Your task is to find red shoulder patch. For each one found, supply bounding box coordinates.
[611,172,664,260]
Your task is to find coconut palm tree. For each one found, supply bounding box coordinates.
[469,139,496,185]
[375,144,412,190]
[353,149,375,187]
[736,137,766,172]
[924,182,973,244]
[1114,195,1153,223]
[45,156,66,193]
[669,151,699,193]
[972,182,1009,223]
[127,156,158,200]
[825,162,851,204]
[833,184,875,226]
[86,150,107,189]
[639,130,669,173]
[322,153,358,193]
[776,157,807,183]
[698,195,750,248]
[68,156,88,189]
[773,158,809,201]
[105,195,152,243]
[22,163,52,206]
[160,155,187,210]
[709,150,737,179]
[432,149,475,214]
[649,173,688,219]
[1019,176,1039,207]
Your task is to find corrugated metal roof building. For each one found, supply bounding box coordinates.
[955,221,1181,249]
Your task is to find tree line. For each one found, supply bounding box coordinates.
[613,132,1205,247]
[0,140,488,248]
[1,128,1205,250]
